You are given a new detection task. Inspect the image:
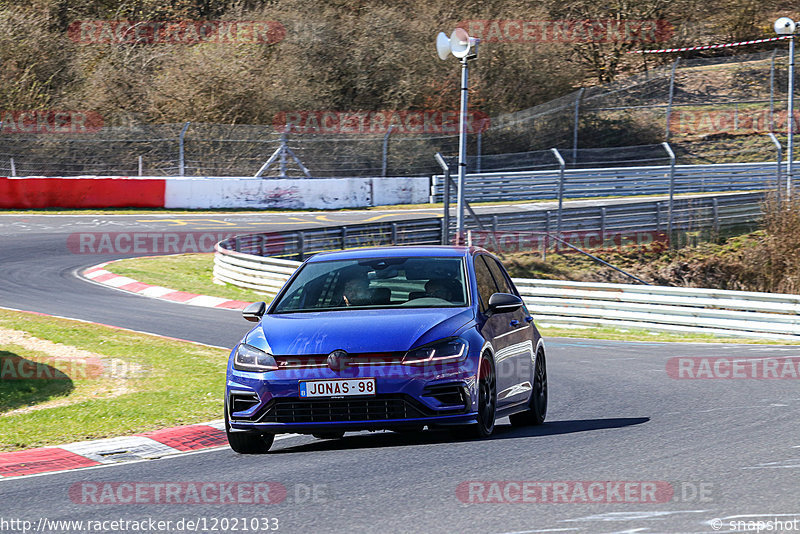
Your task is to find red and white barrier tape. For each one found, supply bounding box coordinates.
[629,35,791,54]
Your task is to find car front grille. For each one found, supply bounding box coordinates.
[256,395,428,423]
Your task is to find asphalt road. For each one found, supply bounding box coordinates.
[1,210,799,534]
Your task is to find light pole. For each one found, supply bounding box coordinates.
[437,29,479,242]
[775,17,796,199]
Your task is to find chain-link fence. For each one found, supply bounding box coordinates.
[0,48,795,178]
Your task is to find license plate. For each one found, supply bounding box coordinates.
[299,378,376,398]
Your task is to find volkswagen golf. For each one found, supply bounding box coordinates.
[225,245,547,453]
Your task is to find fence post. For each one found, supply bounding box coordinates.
[179,121,190,177]
[434,152,451,245]
[665,57,680,141]
[138,155,143,177]
[770,48,777,131]
[382,125,394,177]
[9,157,16,177]
[572,88,585,164]
[768,132,783,204]
[551,148,566,236]
[662,142,676,248]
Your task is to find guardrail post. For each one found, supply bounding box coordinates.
[662,142,676,248]
[492,215,498,234]
[391,223,398,245]
[768,132,783,204]
[656,201,662,232]
[234,237,241,253]
[545,210,551,256]
[297,231,305,261]
[712,197,720,235]
[600,207,606,244]
[260,235,267,256]
[665,58,680,141]
[341,226,347,249]
[551,148,566,236]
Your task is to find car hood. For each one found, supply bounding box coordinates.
[245,307,475,355]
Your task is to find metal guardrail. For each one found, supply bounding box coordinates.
[459,193,763,239]
[430,161,781,203]
[513,279,800,341]
[213,242,800,341]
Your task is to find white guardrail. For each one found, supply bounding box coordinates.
[213,246,800,341]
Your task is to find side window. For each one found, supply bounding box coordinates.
[474,256,496,314]
[486,257,514,295]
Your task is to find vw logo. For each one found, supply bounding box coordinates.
[327,350,349,372]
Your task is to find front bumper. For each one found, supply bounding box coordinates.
[226,361,478,434]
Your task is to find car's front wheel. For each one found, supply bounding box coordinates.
[225,401,274,454]
[510,349,547,426]
[453,354,496,438]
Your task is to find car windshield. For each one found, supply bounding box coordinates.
[271,256,468,313]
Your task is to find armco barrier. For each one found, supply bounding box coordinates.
[430,161,779,203]
[213,248,800,341]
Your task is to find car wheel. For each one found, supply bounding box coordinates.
[510,349,547,427]
[453,354,496,438]
[312,432,345,440]
[225,401,274,454]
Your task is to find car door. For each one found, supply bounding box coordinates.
[484,256,534,407]
[474,254,532,408]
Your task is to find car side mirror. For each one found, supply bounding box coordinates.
[243,301,266,322]
[487,293,523,315]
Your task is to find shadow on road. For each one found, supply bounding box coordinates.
[268,417,650,454]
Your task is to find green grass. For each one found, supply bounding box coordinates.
[0,309,231,451]
[105,253,271,303]
[0,348,75,412]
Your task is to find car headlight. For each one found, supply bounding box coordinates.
[402,338,467,365]
[233,343,278,372]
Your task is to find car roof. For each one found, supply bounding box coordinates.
[306,245,482,263]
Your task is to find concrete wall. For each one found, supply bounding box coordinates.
[1,176,430,209]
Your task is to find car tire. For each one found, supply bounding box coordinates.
[225,401,274,454]
[312,432,345,440]
[509,349,547,427]
[453,354,496,439]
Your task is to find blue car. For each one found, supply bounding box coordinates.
[225,245,547,453]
